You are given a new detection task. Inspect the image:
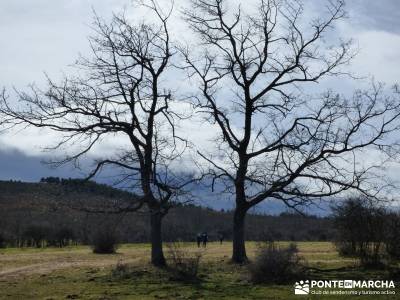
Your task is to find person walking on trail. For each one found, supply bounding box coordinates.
[196,233,202,248]
[218,233,224,245]
[202,232,208,248]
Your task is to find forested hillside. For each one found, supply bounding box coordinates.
[0,179,334,247]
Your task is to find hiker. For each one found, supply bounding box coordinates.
[202,232,208,247]
[196,233,202,248]
[218,233,224,245]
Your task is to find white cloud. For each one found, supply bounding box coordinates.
[0,0,127,88]
[352,30,400,84]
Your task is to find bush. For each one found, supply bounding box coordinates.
[333,198,400,268]
[332,198,389,268]
[167,242,202,281]
[91,230,118,254]
[249,242,305,284]
[334,241,357,257]
[111,260,132,279]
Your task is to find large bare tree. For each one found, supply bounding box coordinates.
[0,1,192,266]
[182,0,400,263]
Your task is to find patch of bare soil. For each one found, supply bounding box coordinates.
[0,254,142,279]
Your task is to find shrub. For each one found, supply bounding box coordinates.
[287,242,298,253]
[91,230,118,254]
[332,198,389,268]
[334,241,357,257]
[111,260,132,279]
[166,242,202,281]
[249,242,305,284]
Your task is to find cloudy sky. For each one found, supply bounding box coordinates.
[0,0,399,213]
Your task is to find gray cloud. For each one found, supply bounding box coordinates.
[0,147,80,182]
[0,0,398,89]
[0,0,126,88]
[0,0,399,214]
[348,0,400,34]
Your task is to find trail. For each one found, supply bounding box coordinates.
[0,256,141,279]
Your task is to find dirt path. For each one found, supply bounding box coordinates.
[0,252,144,279]
[0,249,146,280]
[0,244,232,279]
[0,258,143,279]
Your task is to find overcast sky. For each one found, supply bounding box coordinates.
[0,0,399,209]
[0,0,399,90]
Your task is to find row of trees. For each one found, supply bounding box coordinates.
[1,214,331,249]
[1,0,400,265]
[0,179,334,248]
[9,225,75,248]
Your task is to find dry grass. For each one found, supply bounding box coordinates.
[1,242,394,300]
[0,242,353,278]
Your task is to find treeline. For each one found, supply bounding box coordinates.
[0,179,333,248]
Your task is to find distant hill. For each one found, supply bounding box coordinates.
[0,147,334,215]
[0,179,334,247]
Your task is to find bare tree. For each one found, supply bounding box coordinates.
[0,1,193,266]
[182,0,400,263]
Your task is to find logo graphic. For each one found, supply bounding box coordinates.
[294,280,310,295]
[344,280,353,288]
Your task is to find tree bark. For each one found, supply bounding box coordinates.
[150,211,166,267]
[232,207,248,263]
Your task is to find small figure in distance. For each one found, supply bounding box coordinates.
[202,232,208,248]
[196,233,202,248]
[218,233,224,245]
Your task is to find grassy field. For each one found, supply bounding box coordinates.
[0,242,398,299]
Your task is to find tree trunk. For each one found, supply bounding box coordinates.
[232,207,248,263]
[150,211,166,267]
